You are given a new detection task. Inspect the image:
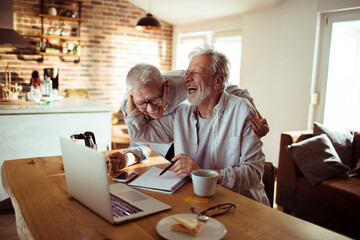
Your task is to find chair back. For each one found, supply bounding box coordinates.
[263,161,277,207]
[65,89,90,99]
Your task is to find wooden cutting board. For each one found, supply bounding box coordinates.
[0,99,38,105]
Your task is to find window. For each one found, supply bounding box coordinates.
[177,36,205,71]
[323,19,360,130]
[213,34,242,86]
[176,30,242,86]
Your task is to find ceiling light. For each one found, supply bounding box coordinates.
[135,0,161,30]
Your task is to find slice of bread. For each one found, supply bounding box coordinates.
[172,215,198,229]
[170,215,203,236]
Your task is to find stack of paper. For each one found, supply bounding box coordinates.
[129,166,188,194]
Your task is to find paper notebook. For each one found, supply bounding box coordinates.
[129,166,188,194]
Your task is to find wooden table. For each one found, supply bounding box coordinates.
[1,152,349,240]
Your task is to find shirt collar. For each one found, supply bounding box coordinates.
[213,91,228,115]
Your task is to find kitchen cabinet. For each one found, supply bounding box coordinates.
[0,98,113,202]
[38,0,86,63]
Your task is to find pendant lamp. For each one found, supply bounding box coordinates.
[135,0,161,30]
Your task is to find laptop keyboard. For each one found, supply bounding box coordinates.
[111,193,143,218]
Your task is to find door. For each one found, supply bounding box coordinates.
[311,9,360,130]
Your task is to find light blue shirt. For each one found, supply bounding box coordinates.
[125,92,270,205]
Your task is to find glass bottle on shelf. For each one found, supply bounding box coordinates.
[41,76,53,97]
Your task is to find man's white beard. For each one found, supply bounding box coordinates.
[188,86,212,105]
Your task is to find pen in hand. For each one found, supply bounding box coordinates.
[159,160,177,176]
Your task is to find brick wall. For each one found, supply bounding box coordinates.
[1,0,173,112]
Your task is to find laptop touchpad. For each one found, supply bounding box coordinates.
[117,191,149,202]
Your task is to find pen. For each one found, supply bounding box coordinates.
[159,160,177,176]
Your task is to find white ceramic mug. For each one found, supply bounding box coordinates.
[191,169,219,197]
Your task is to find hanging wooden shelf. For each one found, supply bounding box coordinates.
[39,14,87,22]
[61,0,86,2]
[40,35,85,41]
[39,0,84,63]
[39,52,83,57]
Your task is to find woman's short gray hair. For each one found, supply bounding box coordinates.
[188,45,230,86]
[126,63,164,91]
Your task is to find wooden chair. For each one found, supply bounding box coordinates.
[263,161,277,207]
[64,89,90,99]
[111,111,130,149]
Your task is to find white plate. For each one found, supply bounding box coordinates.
[156,213,227,240]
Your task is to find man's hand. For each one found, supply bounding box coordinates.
[109,151,126,173]
[109,152,140,173]
[169,153,201,176]
[251,117,269,138]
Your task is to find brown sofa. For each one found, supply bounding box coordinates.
[276,130,360,238]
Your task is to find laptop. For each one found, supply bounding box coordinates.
[59,137,170,224]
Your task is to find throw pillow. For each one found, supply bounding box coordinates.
[352,132,360,170]
[313,122,354,167]
[347,158,360,177]
[288,134,350,185]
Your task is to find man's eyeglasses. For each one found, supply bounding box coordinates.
[200,203,236,217]
[132,84,164,110]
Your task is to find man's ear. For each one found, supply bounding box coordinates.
[163,80,169,99]
[214,74,225,89]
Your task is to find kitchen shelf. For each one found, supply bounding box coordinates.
[40,35,85,41]
[39,52,83,57]
[39,14,87,22]
[60,0,86,3]
[38,0,84,63]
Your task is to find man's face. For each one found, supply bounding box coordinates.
[130,83,166,119]
[184,55,214,105]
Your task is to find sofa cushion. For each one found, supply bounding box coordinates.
[348,132,360,176]
[288,134,350,185]
[353,132,360,167]
[296,176,360,216]
[313,122,354,167]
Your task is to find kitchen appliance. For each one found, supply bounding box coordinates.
[0,0,31,48]
[70,131,96,148]
[44,68,59,89]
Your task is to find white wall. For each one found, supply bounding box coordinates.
[173,0,360,167]
[241,0,318,166]
[241,0,360,165]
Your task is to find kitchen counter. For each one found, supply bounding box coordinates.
[0,98,114,202]
[0,98,112,114]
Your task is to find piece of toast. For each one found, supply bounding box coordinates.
[170,215,203,236]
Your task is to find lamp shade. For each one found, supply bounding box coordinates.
[135,13,162,30]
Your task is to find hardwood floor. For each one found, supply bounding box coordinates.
[0,207,19,240]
